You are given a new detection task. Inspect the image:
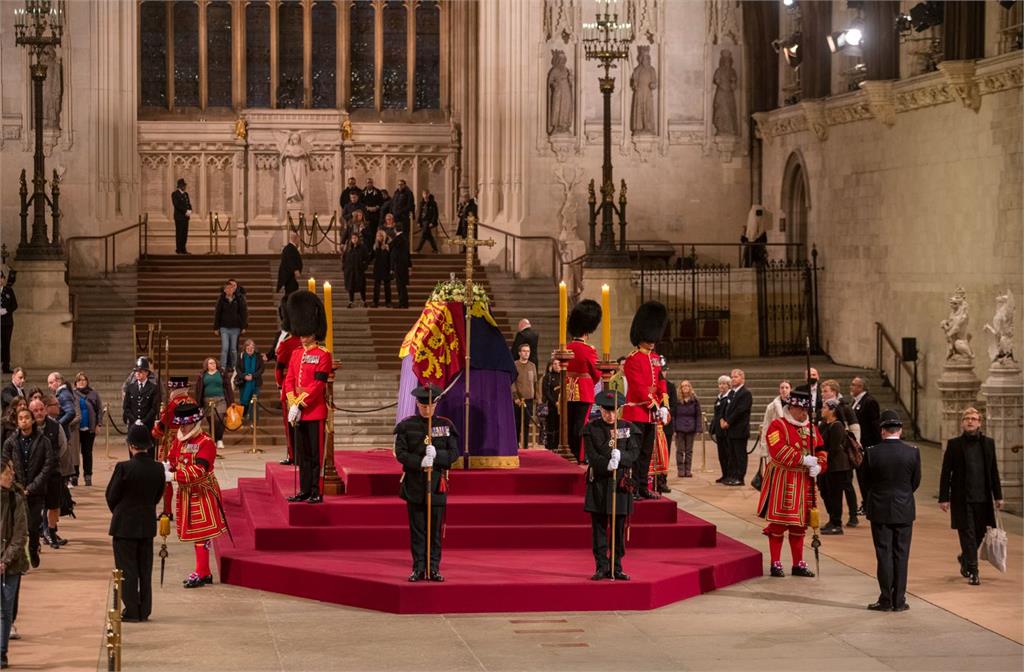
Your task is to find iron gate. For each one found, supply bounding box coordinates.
[755,252,821,356]
[638,264,730,360]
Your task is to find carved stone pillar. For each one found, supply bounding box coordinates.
[936,360,982,448]
[981,362,1023,514]
[11,260,72,368]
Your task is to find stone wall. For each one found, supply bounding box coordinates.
[756,53,1024,440]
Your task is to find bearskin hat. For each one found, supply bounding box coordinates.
[286,289,327,341]
[278,296,292,333]
[629,301,668,347]
[567,299,602,338]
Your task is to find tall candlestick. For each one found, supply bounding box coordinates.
[323,281,333,353]
[308,277,316,293]
[601,284,611,358]
[558,281,568,348]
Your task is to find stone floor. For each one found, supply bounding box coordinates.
[9,436,1024,672]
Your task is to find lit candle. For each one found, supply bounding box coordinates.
[323,281,333,353]
[308,276,316,293]
[558,281,568,349]
[601,284,611,359]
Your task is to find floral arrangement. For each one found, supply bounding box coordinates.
[429,279,491,308]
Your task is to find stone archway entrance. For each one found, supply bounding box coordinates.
[781,152,809,264]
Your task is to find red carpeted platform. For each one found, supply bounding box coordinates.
[214,449,762,613]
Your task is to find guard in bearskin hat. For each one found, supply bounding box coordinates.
[152,375,194,516]
[271,297,302,466]
[755,386,826,578]
[565,299,602,461]
[621,301,670,499]
[283,290,333,503]
[166,401,229,588]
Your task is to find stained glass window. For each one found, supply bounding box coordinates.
[139,1,167,109]
[312,1,337,109]
[206,1,232,108]
[246,2,271,108]
[382,1,408,109]
[350,1,375,109]
[277,0,304,108]
[173,1,199,108]
[414,1,440,110]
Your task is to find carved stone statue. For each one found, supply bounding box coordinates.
[630,46,658,135]
[234,116,247,140]
[712,49,739,136]
[41,45,63,130]
[278,132,311,204]
[546,49,574,136]
[984,288,1016,365]
[941,286,976,361]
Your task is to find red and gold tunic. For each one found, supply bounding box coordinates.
[566,338,599,403]
[621,347,667,425]
[152,392,196,456]
[168,428,228,543]
[284,343,333,421]
[274,333,303,399]
[756,415,827,527]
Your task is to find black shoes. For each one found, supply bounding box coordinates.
[121,611,142,623]
[846,516,859,528]
[307,494,323,504]
[84,476,93,487]
[429,572,444,582]
[769,563,785,577]
[279,458,294,465]
[408,572,422,582]
[820,524,844,535]
[958,554,970,578]
[969,573,981,586]
[287,492,310,502]
[408,570,444,582]
[612,571,630,581]
[791,564,815,578]
[721,478,743,486]
[29,547,39,568]
[892,603,910,612]
[867,601,891,612]
[590,570,611,581]
[656,482,672,494]
[182,574,213,586]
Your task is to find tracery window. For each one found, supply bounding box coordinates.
[137,0,445,117]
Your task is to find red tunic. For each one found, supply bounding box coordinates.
[621,347,667,424]
[284,343,333,421]
[756,416,827,527]
[566,338,599,403]
[274,334,303,399]
[168,430,228,543]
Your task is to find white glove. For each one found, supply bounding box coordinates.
[185,209,192,217]
[808,464,821,479]
[420,455,434,469]
[425,445,436,459]
[610,448,621,462]
[658,407,670,424]
[802,455,818,469]
[288,404,301,424]
[607,457,620,471]
[162,461,173,483]
[134,419,143,426]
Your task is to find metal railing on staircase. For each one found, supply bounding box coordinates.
[66,214,148,280]
[875,321,922,438]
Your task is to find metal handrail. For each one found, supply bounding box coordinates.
[66,213,148,279]
[875,321,921,437]
[473,221,562,284]
[625,241,806,268]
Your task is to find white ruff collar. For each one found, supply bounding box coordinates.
[176,424,203,442]
[782,408,809,427]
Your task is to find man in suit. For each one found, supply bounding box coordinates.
[720,368,752,486]
[711,375,731,483]
[123,358,160,445]
[106,425,166,622]
[511,319,540,368]
[388,225,412,309]
[805,367,823,425]
[390,179,416,232]
[276,230,303,297]
[1,368,26,412]
[862,410,921,612]
[850,376,881,514]
[939,407,1003,586]
[171,178,192,255]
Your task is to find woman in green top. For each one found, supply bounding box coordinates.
[194,357,234,447]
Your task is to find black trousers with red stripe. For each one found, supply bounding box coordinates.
[295,418,325,496]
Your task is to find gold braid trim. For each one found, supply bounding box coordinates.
[452,455,521,469]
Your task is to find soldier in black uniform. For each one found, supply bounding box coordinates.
[583,389,640,581]
[394,384,459,582]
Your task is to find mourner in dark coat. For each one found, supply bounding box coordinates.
[171,178,192,254]
[391,180,416,231]
[389,227,412,309]
[1,272,16,374]
[106,425,167,622]
[819,399,853,534]
[394,385,459,582]
[370,231,393,308]
[342,233,370,306]
[1,406,54,567]
[123,358,160,437]
[862,410,921,612]
[938,407,1003,585]
[415,191,440,253]
[720,369,752,486]
[510,320,540,368]
[710,375,731,483]
[583,390,640,581]
[276,231,303,296]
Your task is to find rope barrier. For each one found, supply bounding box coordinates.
[104,410,128,436]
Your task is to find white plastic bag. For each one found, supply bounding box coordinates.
[980,510,1007,573]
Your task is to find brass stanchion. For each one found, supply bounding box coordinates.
[104,405,113,460]
[699,411,711,472]
[110,569,123,671]
[248,394,264,454]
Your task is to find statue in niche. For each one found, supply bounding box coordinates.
[712,49,739,137]
[277,132,311,204]
[629,46,658,135]
[940,286,976,361]
[546,49,574,136]
[40,44,63,130]
[984,288,1016,365]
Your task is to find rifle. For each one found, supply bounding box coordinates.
[806,335,821,577]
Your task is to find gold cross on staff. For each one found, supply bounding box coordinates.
[451,214,495,289]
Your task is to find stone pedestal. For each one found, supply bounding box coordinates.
[981,362,1023,514]
[580,266,636,360]
[936,359,981,448]
[11,259,72,369]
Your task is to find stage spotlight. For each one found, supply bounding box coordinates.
[827,19,864,53]
[772,33,802,69]
[782,0,796,7]
[907,2,943,32]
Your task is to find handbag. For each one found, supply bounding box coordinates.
[59,481,76,518]
[980,509,1008,573]
[224,403,245,431]
[751,457,766,491]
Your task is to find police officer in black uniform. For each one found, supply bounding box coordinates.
[123,357,160,447]
[583,389,640,581]
[394,384,458,582]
